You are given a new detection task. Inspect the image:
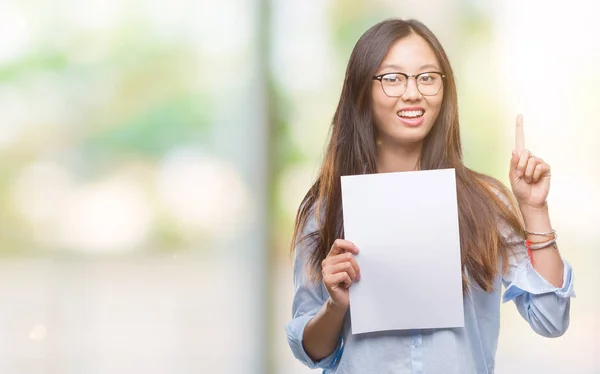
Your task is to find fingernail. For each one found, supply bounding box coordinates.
[357,273,361,280]
[516,170,523,177]
[512,150,517,157]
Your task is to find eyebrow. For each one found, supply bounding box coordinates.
[379,63,441,71]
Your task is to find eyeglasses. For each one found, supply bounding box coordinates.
[372,71,446,97]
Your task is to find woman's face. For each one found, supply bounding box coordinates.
[371,33,444,149]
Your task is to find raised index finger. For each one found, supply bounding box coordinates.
[515,114,525,152]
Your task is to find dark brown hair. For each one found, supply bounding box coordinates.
[291,19,523,292]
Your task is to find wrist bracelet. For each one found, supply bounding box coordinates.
[524,228,556,236]
[525,235,557,250]
[524,234,558,266]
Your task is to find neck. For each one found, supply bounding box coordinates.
[376,141,423,173]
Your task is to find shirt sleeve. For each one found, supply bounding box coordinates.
[501,223,575,338]
[285,214,343,370]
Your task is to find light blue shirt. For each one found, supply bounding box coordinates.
[285,214,575,373]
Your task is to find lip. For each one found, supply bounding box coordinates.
[397,107,425,127]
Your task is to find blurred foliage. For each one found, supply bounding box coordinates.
[0,11,215,255]
[81,93,211,169]
[330,1,392,59]
[0,50,70,81]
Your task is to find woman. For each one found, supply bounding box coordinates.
[285,19,574,373]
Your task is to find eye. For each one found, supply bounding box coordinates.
[381,74,404,85]
[418,73,437,84]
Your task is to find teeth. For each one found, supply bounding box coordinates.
[398,110,424,118]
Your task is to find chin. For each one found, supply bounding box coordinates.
[388,127,432,145]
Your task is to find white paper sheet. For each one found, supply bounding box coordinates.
[341,168,464,334]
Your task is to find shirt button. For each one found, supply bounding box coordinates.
[412,340,421,348]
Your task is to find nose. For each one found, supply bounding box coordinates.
[401,77,421,102]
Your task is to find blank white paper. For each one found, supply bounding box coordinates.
[341,168,464,334]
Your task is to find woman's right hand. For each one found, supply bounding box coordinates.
[321,239,361,311]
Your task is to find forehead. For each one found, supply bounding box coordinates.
[378,33,440,72]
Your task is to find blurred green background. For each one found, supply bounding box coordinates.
[0,0,598,373]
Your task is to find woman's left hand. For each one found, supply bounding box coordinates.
[509,115,551,209]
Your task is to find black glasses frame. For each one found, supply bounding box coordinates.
[372,71,447,97]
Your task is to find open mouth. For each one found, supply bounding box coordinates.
[397,109,425,119]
